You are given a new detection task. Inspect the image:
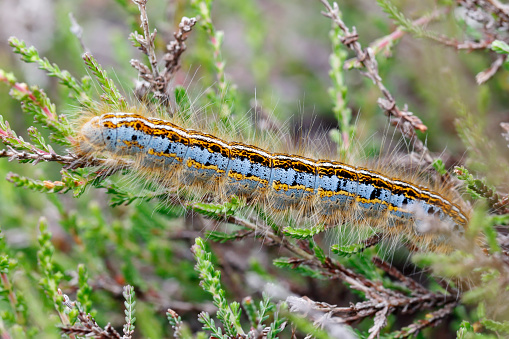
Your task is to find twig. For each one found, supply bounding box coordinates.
[0,147,77,165]
[132,0,159,77]
[130,0,163,101]
[68,13,89,53]
[429,35,495,50]
[394,301,459,338]
[288,286,457,339]
[361,233,383,249]
[0,147,122,173]
[0,273,21,325]
[226,215,315,260]
[319,0,433,163]
[60,293,122,339]
[369,306,389,339]
[372,257,429,295]
[476,54,507,84]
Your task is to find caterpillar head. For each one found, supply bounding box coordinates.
[78,114,118,154]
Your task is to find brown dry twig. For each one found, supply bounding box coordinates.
[319,257,457,323]
[394,301,459,338]
[0,147,131,176]
[434,0,509,83]
[131,0,159,76]
[371,256,428,295]
[319,0,433,164]
[130,0,196,103]
[476,54,507,84]
[361,233,383,250]
[60,294,122,339]
[287,272,457,339]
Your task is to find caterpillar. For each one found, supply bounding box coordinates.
[77,111,470,253]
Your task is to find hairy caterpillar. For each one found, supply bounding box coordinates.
[77,111,469,253]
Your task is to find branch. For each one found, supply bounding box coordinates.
[372,257,429,295]
[60,293,122,339]
[0,147,77,165]
[486,0,509,21]
[428,35,495,50]
[132,0,159,77]
[319,0,433,163]
[476,54,507,84]
[394,301,459,338]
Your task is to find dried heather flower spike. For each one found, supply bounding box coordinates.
[162,16,197,78]
[130,14,196,104]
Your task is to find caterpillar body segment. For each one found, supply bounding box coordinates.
[78,112,469,251]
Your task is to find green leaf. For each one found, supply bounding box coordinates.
[192,238,245,337]
[273,257,324,279]
[331,243,366,257]
[491,40,509,54]
[482,319,509,334]
[82,53,128,110]
[309,239,327,263]
[191,196,242,219]
[8,37,96,110]
[283,224,325,239]
[175,86,192,120]
[432,159,447,176]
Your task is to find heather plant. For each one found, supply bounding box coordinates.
[0,1,508,338]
